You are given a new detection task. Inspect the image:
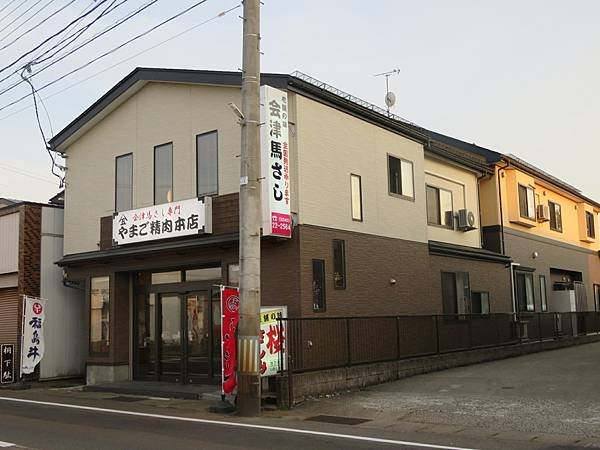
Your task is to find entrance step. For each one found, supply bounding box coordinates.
[83,381,220,400]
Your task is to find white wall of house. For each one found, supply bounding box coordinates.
[39,206,86,379]
[0,211,19,277]
[424,156,482,248]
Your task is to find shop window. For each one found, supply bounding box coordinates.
[518,184,535,220]
[228,263,240,287]
[185,267,222,282]
[586,211,596,239]
[115,153,133,212]
[471,292,490,315]
[350,174,362,222]
[154,142,173,204]
[441,271,470,316]
[548,201,562,232]
[332,239,346,289]
[540,275,548,312]
[426,185,453,228]
[151,271,181,284]
[90,276,110,354]
[515,271,535,312]
[312,259,326,311]
[197,131,218,197]
[388,155,414,199]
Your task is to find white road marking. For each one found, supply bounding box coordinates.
[0,441,15,448]
[0,396,478,450]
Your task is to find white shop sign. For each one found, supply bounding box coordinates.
[112,197,212,246]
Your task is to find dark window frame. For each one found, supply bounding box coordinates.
[115,153,133,213]
[332,239,346,290]
[471,291,490,316]
[518,184,535,220]
[594,284,600,312]
[426,184,454,229]
[350,173,363,222]
[586,211,596,239]
[89,275,111,357]
[196,130,219,198]
[387,154,415,200]
[153,142,173,205]
[312,259,326,312]
[548,201,562,232]
[515,270,536,313]
[539,274,548,312]
[441,271,471,317]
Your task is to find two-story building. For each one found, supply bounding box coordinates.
[49,68,511,385]
[479,154,600,316]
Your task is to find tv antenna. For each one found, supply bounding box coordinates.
[374,68,400,116]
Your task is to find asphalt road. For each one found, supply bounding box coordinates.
[0,396,482,450]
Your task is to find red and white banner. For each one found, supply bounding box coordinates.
[21,296,46,375]
[220,286,239,395]
[260,85,292,238]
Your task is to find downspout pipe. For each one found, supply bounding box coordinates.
[497,161,511,255]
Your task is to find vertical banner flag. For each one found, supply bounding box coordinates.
[221,287,239,394]
[260,85,292,238]
[21,296,47,375]
[259,306,287,377]
[1,344,14,384]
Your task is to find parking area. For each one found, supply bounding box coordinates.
[292,341,600,447]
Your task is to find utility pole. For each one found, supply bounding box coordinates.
[237,0,262,416]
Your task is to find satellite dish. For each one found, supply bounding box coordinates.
[385,91,396,108]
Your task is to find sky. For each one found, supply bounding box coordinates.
[0,0,598,203]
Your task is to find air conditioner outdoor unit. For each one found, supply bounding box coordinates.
[537,204,550,222]
[457,209,476,231]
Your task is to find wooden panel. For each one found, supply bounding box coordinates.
[0,287,19,345]
[99,216,113,250]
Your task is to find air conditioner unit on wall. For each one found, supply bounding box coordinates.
[537,204,550,222]
[457,209,476,231]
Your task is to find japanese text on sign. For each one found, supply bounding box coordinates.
[21,296,46,375]
[1,344,14,384]
[261,85,292,238]
[112,197,212,246]
[259,306,287,377]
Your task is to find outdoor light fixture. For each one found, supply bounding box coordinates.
[390,278,397,285]
[228,102,244,121]
[532,251,539,259]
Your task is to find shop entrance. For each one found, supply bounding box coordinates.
[134,268,222,384]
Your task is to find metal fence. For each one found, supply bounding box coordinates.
[279,312,600,374]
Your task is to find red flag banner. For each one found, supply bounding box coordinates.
[221,287,239,395]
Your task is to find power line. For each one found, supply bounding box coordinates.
[0,0,57,45]
[0,0,121,94]
[0,0,30,26]
[0,3,240,122]
[0,0,110,79]
[0,162,58,184]
[0,0,44,36]
[0,0,213,113]
[0,0,20,17]
[0,0,77,52]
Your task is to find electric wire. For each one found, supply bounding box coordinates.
[0,162,58,184]
[0,0,110,78]
[0,0,20,17]
[0,0,30,26]
[0,3,240,122]
[0,0,122,95]
[0,0,213,113]
[0,0,57,45]
[0,0,77,52]
[0,0,44,36]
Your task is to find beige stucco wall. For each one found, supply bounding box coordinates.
[424,156,481,248]
[294,95,428,243]
[64,82,299,255]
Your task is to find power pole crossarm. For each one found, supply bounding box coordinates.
[237,0,262,416]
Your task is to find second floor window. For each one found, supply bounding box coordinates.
[350,174,363,221]
[548,201,562,232]
[115,153,132,212]
[197,131,218,197]
[518,184,535,220]
[586,211,596,239]
[154,143,173,204]
[426,185,453,228]
[388,155,414,199]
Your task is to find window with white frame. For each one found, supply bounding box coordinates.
[388,155,414,199]
[518,184,535,220]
